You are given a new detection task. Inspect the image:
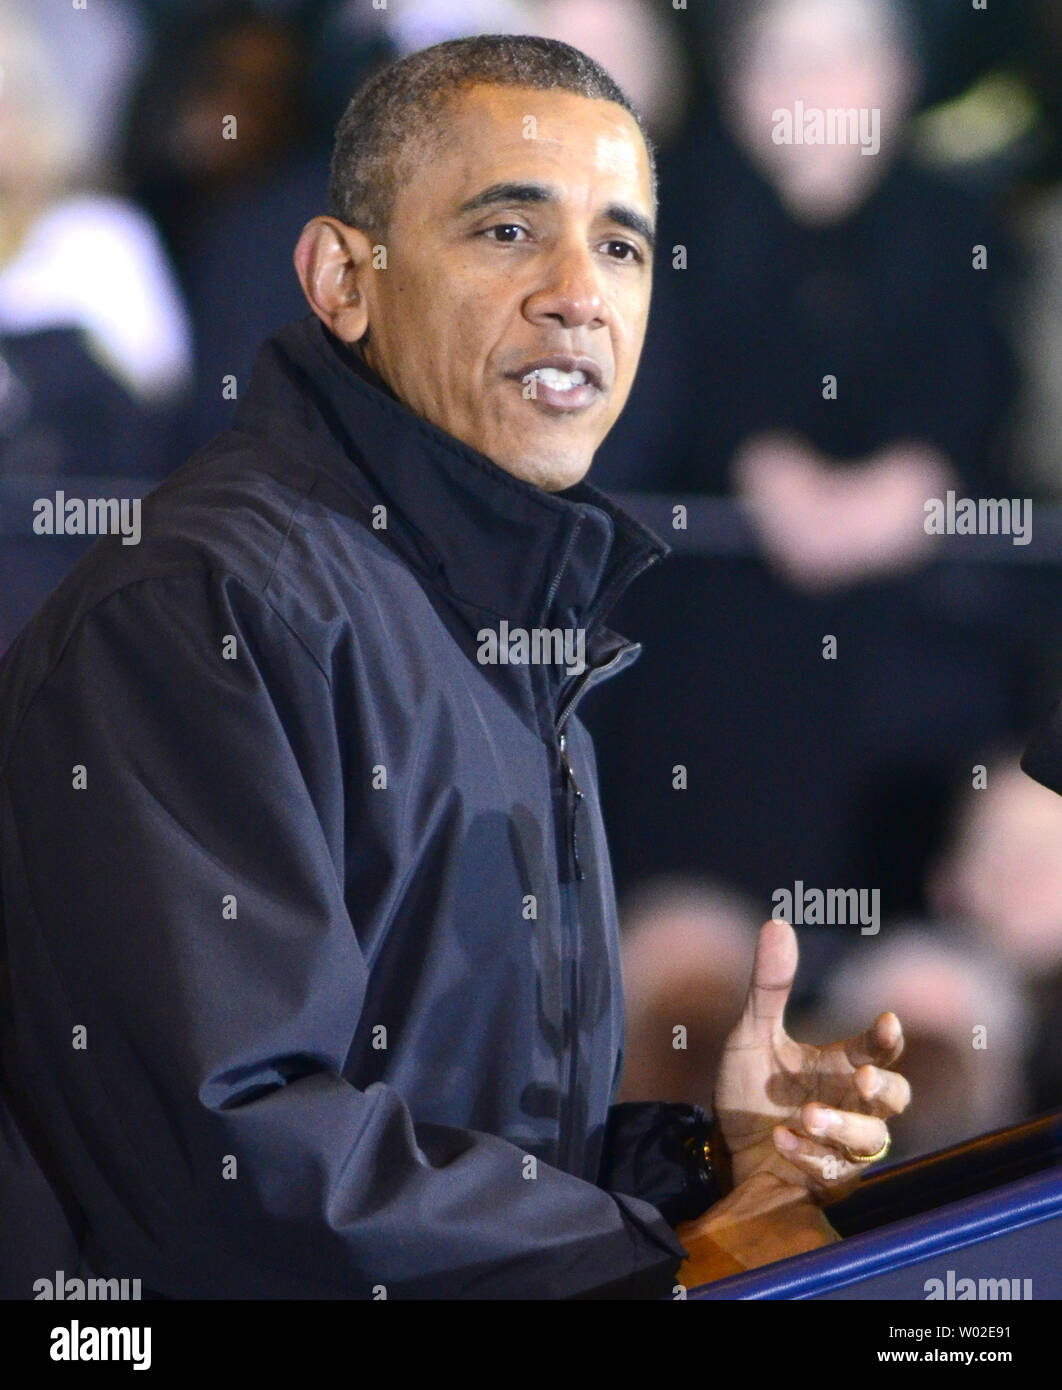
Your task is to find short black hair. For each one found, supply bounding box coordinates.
[327,34,657,241]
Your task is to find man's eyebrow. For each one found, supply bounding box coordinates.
[457,181,552,216]
[456,181,656,251]
[604,202,656,252]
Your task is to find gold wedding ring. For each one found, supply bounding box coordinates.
[842,1135,891,1165]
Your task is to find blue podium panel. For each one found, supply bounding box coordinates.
[691,1168,1062,1300]
[691,1113,1062,1301]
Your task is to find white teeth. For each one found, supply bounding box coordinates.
[526,367,589,391]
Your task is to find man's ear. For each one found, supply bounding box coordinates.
[293,216,374,344]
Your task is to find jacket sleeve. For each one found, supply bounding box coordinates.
[598,1102,721,1225]
[0,568,689,1299]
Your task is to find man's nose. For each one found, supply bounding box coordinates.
[523,240,608,330]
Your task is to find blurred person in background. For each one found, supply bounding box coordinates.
[720,0,963,594]
[0,0,191,439]
[810,927,1030,1159]
[0,0,192,648]
[120,1,310,277]
[25,0,148,187]
[931,753,1062,1115]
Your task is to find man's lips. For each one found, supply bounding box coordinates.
[505,355,606,413]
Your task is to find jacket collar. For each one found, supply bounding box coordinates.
[234,314,669,640]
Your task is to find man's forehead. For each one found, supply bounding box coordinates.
[428,83,652,200]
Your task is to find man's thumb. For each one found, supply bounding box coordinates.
[737,917,798,1041]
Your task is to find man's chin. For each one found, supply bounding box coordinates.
[491,448,593,494]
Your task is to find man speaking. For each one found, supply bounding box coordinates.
[0,36,908,1298]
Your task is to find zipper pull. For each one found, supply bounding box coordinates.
[559,732,581,795]
[559,732,585,880]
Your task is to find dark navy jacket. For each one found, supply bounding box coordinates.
[0,314,715,1298]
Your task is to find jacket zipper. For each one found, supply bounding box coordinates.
[558,731,585,880]
[556,642,639,737]
[553,642,638,1172]
[551,547,665,1171]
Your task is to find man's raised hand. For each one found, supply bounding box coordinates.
[713,917,911,1204]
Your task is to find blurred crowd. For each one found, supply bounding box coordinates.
[2,0,1062,1157]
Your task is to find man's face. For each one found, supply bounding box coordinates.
[357,84,655,492]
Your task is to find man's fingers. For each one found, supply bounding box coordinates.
[800,1103,890,1161]
[841,1011,904,1070]
[773,1127,863,1189]
[853,1063,911,1118]
[736,917,798,1043]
